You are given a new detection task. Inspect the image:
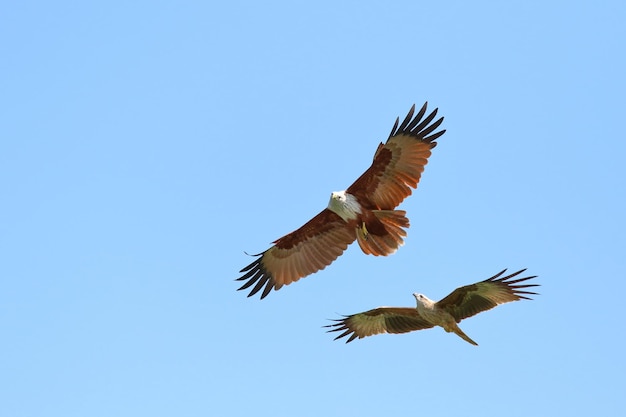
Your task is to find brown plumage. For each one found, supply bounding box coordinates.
[237,103,446,299]
[326,269,539,345]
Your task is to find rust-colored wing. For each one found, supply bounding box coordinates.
[325,307,435,343]
[236,209,357,299]
[347,102,445,209]
[436,269,539,322]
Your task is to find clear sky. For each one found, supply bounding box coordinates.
[2,1,625,416]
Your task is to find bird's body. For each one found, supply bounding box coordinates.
[237,103,445,299]
[414,293,478,345]
[326,269,539,345]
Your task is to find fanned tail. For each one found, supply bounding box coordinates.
[356,210,409,256]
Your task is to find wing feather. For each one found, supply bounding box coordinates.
[236,209,356,299]
[347,102,446,209]
[436,269,540,322]
[325,307,434,343]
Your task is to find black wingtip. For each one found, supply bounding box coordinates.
[323,317,357,343]
[389,101,445,144]
[487,268,540,299]
[236,252,275,299]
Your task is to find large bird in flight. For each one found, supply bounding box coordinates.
[326,269,539,345]
[237,103,446,299]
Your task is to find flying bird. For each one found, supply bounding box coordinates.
[326,268,539,345]
[237,102,446,299]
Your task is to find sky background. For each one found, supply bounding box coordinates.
[2,1,625,416]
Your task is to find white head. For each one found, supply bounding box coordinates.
[330,190,347,203]
[413,293,434,308]
[327,190,361,221]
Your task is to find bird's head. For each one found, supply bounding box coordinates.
[327,190,361,221]
[413,293,432,307]
[330,191,347,202]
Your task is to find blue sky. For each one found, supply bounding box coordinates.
[2,1,625,416]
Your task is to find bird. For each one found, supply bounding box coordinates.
[325,268,539,345]
[236,102,446,299]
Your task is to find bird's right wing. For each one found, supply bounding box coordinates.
[325,307,434,343]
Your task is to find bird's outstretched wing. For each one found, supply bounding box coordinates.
[237,103,445,299]
[347,102,445,209]
[325,307,434,343]
[236,209,357,299]
[435,269,539,322]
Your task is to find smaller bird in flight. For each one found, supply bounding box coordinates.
[325,268,539,346]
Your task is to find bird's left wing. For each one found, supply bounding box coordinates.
[325,307,434,343]
[436,269,539,322]
[346,102,445,209]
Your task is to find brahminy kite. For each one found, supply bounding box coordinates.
[326,268,539,345]
[237,102,446,299]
